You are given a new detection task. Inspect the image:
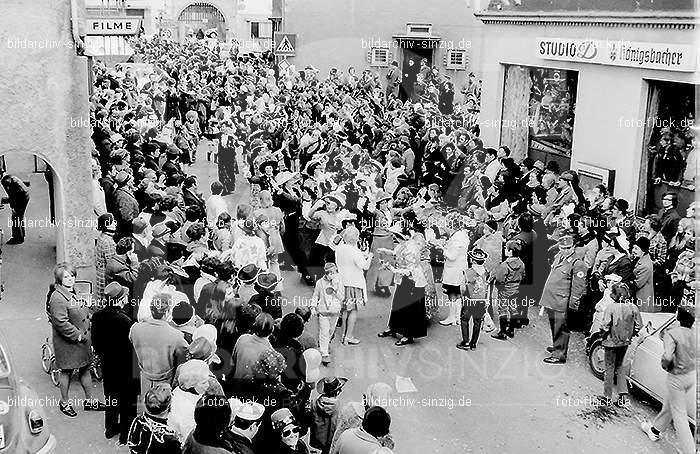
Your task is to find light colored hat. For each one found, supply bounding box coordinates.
[234,401,265,421]
[275,170,299,186]
[193,324,218,349]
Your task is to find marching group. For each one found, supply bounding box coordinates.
[35,33,697,454]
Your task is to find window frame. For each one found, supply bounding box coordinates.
[370,47,390,67]
[446,49,467,70]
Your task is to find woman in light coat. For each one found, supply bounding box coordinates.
[48,263,101,417]
[438,215,470,326]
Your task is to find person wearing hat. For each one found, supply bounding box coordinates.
[456,249,489,351]
[249,272,284,320]
[309,376,348,454]
[365,191,395,298]
[113,170,139,236]
[249,155,280,194]
[126,383,182,453]
[224,401,265,454]
[171,300,201,343]
[307,192,347,281]
[474,219,504,275]
[105,236,140,296]
[91,281,140,443]
[168,359,220,444]
[1,174,29,245]
[540,234,588,364]
[162,144,185,180]
[489,240,525,340]
[270,313,307,389]
[236,263,261,304]
[632,236,655,312]
[271,408,310,454]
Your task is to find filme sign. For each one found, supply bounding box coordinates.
[86,18,142,35]
[536,37,696,72]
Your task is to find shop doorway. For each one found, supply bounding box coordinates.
[399,40,434,102]
[638,80,696,215]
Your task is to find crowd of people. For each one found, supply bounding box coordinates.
[40,32,697,454]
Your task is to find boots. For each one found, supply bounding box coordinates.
[491,316,509,340]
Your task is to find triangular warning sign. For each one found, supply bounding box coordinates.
[276,36,294,54]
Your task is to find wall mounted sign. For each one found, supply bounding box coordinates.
[536,37,696,72]
[86,18,142,36]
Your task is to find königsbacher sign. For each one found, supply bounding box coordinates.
[536,37,696,72]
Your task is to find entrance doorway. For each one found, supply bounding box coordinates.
[399,40,434,102]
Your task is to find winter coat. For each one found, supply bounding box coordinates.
[105,254,139,293]
[48,285,93,370]
[540,248,588,313]
[310,395,339,454]
[91,306,139,395]
[491,256,525,299]
[115,187,140,226]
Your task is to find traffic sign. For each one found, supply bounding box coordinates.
[274,32,296,56]
[278,58,290,71]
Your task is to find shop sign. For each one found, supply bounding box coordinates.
[86,18,142,35]
[536,37,696,72]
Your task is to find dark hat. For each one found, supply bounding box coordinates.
[258,157,278,174]
[270,408,296,431]
[468,248,488,263]
[187,337,214,361]
[315,376,348,396]
[171,300,195,326]
[237,263,261,284]
[255,272,281,291]
[104,282,127,300]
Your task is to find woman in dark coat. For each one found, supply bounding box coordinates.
[217,132,237,195]
[47,263,103,417]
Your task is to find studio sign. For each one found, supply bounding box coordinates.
[536,37,696,72]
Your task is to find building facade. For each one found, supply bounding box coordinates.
[473,1,698,215]
[282,0,485,101]
[1,0,96,272]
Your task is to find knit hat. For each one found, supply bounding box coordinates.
[252,349,286,379]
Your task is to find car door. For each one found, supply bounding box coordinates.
[629,314,675,401]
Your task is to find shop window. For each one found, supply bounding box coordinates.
[500,65,578,168]
[638,81,696,214]
[445,49,467,70]
[369,48,390,67]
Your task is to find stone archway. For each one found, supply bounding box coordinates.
[177,2,228,40]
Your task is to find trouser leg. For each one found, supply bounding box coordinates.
[614,346,629,395]
[653,372,696,454]
[547,308,569,360]
[317,315,332,356]
[104,391,119,434]
[603,347,615,399]
[459,304,470,343]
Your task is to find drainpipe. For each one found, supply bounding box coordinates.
[70,0,86,55]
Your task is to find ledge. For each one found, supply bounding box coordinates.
[474,11,699,29]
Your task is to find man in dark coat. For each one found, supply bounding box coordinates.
[91,282,140,444]
[182,175,206,213]
[1,174,30,244]
[114,171,140,237]
[105,237,140,295]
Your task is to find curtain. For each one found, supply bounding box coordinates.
[500,65,531,162]
[636,83,660,213]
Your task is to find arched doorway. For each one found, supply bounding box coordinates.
[178,2,227,41]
